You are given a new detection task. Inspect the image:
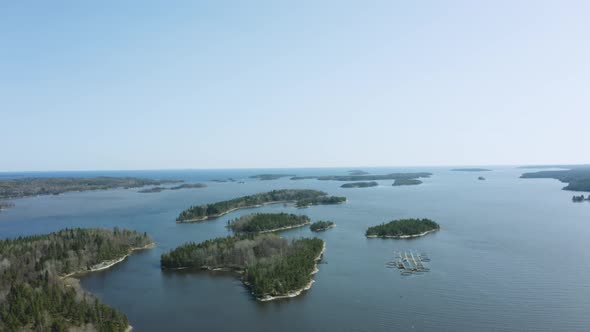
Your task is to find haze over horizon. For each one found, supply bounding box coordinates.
[2,1,589,172]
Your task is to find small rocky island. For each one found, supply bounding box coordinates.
[138,183,207,193]
[392,179,422,186]
[366,218,440,238]
[160,234,325,301]
[341,181,378,188]
[176,189,346,223]
[0,201,15,211]
[478,176,486,181]
[310,220,335,232]
[229,213,310,233]
[0,227,154,332]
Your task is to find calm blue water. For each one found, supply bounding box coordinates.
[1,167,589,331]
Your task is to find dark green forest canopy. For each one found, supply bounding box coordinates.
[341,181,378,188]
[295,195,346,208]
[392,179,422,186]
[290,172,431,181]
[366,218,440,237]
[249,174,295,180]
[310,221,335,232]
[451,168,492,172]
[0,176,181,199]
[160,234,324,299]
[229,213,310,233]
[0,228,153,331]
[520,168,590,191]
[177,189,344,222]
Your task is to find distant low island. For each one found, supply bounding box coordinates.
[366,218,440,238]
[341,181,378,188]
[520,168,590,192]
[160,234,325,301]
[478,176,486,181]
[229,213,310,233]
[0,176,181,199]
[0,227,154,331]
[572,195,590,202]
[249,174,295,180]
[451,168,492,172]
[348,170,369,176]
[176,189,346,223]
[138,183,207,193]
[392,179,422,186]
[310,220,335,232]
[291,172,431,182]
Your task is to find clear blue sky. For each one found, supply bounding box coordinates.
[1,1,588,171]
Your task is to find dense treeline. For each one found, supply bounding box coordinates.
[295,195,346,208]
[310,221,335,232]
[392,179,422,186]
[176,189,335,222]
[0,228,153,331]
[229,213,310,233]
[291,172,432,181]
[0,176,180,199]
[520,168,590,191]
[160,235,324,299]
[366,218,440,237]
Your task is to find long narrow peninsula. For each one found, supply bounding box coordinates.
[0,176,182,199]
[0,227,154,332]
[161,234,324,301]
[176,189,346,223]
[366,218,440,238]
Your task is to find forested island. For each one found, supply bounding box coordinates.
[0,176,181,199]
[291,172,431,182]
[160,234,325,301]
[249,174,295,180]
[0,201,14,211]
[341,181,378,188]
[0,227,154,331]
[520,168,590,191]
[177,189,345,223]
[229,213,310,233]
[366,218,440,238]
[451,168,492,172]
[478,176,486,181]
[138,183,207,193]
[392,179,422,186]
[310,221,335,232]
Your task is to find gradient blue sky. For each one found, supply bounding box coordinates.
[1,1,588,171]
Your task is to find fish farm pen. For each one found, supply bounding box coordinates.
[386,251,430,275]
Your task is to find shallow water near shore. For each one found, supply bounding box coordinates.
[1,167,590,331]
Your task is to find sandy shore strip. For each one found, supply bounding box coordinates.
[61,242,155,279]
[311,223,336,232]
[257,242,326,302]
[366,228,439,239]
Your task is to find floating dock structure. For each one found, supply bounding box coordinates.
[389,250,430,275]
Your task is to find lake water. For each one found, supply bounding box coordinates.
[1,167,589,331]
